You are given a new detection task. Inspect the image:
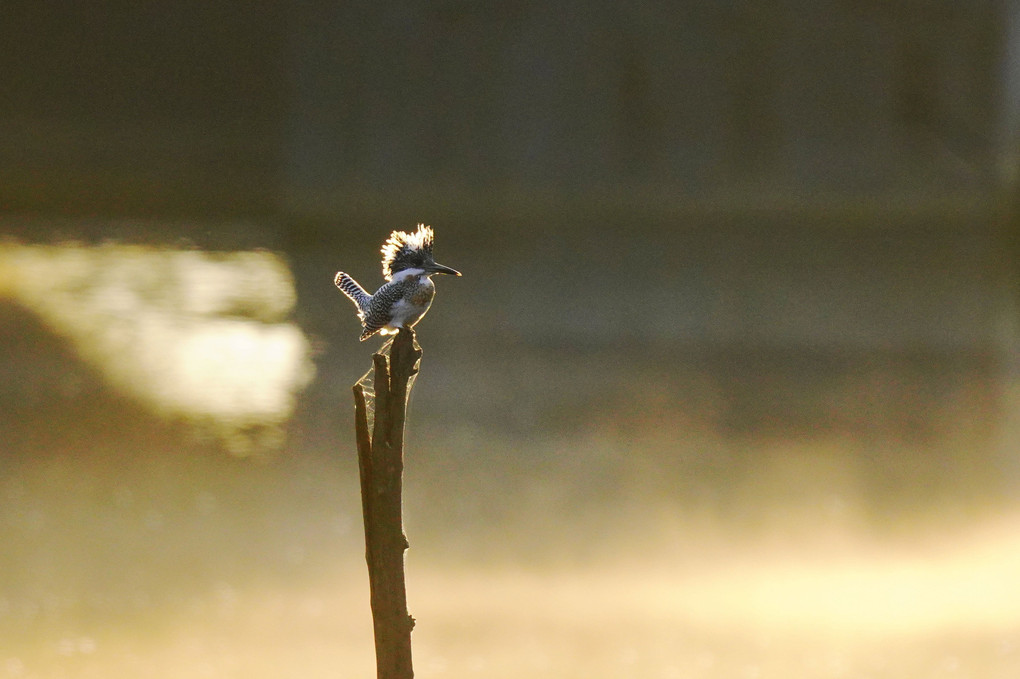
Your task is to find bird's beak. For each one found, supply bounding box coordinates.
[428,262,462,276]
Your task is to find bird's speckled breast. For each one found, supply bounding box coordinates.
[410,279,435,306]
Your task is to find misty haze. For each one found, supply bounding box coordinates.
[2,3,1020,678]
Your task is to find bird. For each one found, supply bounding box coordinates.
[334,224,461,341]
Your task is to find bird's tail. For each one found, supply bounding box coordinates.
[334,272,372,316]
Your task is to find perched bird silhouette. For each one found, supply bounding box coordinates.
[334,224,461,341]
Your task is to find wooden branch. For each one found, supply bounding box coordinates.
[352,328,421,679]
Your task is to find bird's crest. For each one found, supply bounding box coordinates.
[381,224,434,281]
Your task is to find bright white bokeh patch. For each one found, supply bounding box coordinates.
[0,243,315,454]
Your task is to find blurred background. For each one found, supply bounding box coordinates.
[3,2,1020,677]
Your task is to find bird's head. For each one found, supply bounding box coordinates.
[381,224,462,280]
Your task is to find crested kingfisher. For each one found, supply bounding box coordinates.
[334,224,461,341]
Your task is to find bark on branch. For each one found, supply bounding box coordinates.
[352,328,421,679]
